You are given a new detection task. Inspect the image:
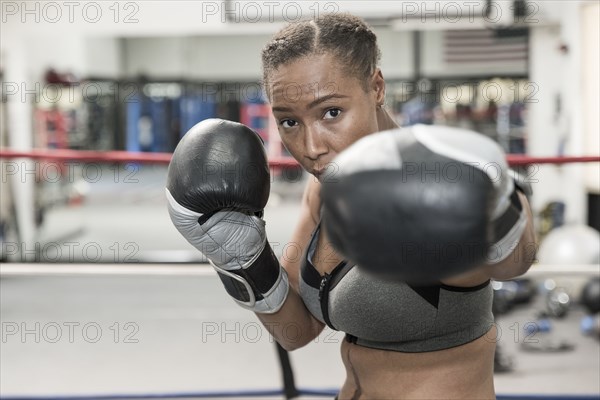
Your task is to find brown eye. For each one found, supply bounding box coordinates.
[280,119,298,128]
[324,108,341,119]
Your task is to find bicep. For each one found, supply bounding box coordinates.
[280,178,321,293]
[256,178,325,350]
[279,178,326,334]
[487,191,537,281]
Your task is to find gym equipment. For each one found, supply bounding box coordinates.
[538,225,600,265]
[546,287,571,319]
[580,314,600,339]
[492,280,519,315]
[580,277,600,314]
[521,339,576,353]
[492,278,537,315]
[524,318,552,335]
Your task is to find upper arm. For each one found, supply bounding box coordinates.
[280,177,322,293]
[487,191,537,281]
[256,178,325,350]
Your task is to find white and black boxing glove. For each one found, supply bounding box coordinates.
[166,119,289,313]
[321,124,530,284]
[400,125,530,266]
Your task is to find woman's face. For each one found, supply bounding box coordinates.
[268,53,385,181]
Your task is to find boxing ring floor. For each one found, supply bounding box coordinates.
[1,165,599,399]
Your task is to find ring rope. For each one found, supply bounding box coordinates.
[1,148,598,167]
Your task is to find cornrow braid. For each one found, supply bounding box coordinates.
[261,13,381,96]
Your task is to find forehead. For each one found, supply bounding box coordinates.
[268,53,363,108]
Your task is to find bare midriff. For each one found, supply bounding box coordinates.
[337,326,496,399]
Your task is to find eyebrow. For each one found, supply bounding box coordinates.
[271,93,349,113]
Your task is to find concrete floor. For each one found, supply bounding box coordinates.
[1,164,599,398]
[0,272,344,398]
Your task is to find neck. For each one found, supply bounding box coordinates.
[377,107,399,131]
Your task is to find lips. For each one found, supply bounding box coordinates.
[312,165,330,178]
[311,159,335,179]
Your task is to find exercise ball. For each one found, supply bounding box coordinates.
[581,277,600,314]
[538,225,600,265]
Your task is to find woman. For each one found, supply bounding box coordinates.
[166,11,535,400]
[256,13,536,399]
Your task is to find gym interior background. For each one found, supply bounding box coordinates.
[0,1,599,399]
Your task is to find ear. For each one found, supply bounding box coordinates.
[371,68,386,106]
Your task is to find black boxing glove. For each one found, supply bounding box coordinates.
[166,119,289,313]
[321,124,529,284]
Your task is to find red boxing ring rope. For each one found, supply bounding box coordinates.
[0,148,599,167]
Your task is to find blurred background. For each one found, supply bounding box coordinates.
[0,1,599,399]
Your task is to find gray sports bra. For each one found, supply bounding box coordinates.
[299,224,495,353]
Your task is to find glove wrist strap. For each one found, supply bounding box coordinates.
[212,242,289,314]
[487,183,528,264]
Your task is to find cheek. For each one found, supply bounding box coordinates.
[332,108,378,151]
[279,136,295,154]
[279,135,305,162]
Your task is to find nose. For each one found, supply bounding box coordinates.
[304,125,328,161]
